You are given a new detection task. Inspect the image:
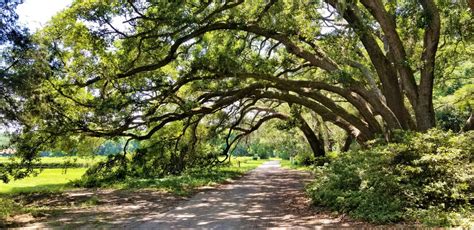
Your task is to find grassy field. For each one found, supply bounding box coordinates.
[0,156,264,195]
[0,168,87,194]
[0,157,99,195]
[0,156,107,164]
[0,156,266,196]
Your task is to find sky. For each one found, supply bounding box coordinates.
[16,0,73,32]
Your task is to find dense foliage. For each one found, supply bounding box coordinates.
[307,129,473,226]
[0,0,28,47]
[0,1,473,226]
[0,0,471,182]
[435,84,474,132]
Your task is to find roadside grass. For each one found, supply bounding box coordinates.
[279,159,313,171]
[0,198,34,224]
[0,157,264,195]
[113,157,267,196]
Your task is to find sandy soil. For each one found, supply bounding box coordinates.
[11,189,185,229]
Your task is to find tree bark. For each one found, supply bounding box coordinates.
[416,0,440,131]
[326,0,414,130]
[294,113,326,157]
[341,133,353,152]
[468,0,474,12]
[256,90,372,141]
[462,113,474,132]
[359,0,419,107]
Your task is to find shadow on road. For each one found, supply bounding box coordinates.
[126,161,365,229]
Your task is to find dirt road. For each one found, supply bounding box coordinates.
[24,160,364,229]
[122,160,359,229]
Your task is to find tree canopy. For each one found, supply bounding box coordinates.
[1,0,473,181]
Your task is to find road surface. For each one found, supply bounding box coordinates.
[124,160,354,229]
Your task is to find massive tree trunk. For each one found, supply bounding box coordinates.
[327,0,415,130]
[294,113,326,157]
[416,0,440,131]
[327,0,442,132]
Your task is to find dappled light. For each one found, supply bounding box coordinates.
[125,161,363,229]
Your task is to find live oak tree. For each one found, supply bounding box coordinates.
[1,0,472,181]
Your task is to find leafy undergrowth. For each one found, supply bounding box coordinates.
[307,129,473,227]
[105,158,268,196]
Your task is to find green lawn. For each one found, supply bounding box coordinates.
[1,168,86,224]
[0,168,87,194]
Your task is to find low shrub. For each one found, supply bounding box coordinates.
[307,129,473,226]
[74,139,223,187]
[257,152,270,159]
[278,151,290,160]
[0,198,21,220]
[248,144,271,159]
[295,151,314,166]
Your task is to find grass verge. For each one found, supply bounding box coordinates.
[279,159,313,171]
[0,198,30,221]
[112,158,267,196]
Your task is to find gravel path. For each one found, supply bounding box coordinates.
[123,160,358,229]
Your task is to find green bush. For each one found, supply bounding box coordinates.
[258,151,270,159]
[295,151,314,166]
[307,129,473,226]
[75,139,222,187]
[278,151,290,160]
[435,107,468,132]
[248,144,271,159]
